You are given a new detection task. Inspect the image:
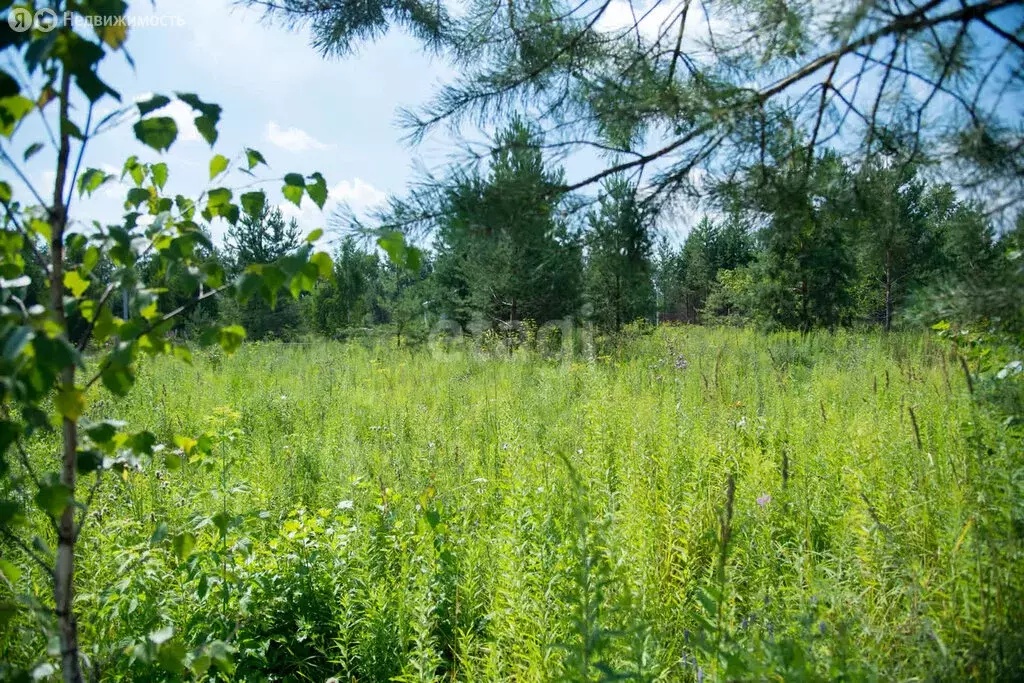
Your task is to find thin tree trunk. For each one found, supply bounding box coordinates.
[883,248,893,333]
[49,66,83,683]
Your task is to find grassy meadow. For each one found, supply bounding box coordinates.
[4,326,1023,680]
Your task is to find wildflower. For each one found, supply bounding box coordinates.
[337,500,354,510]
[757,493,771,508]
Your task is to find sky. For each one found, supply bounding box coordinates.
[8,0,462,243]
[7,1,1020,247]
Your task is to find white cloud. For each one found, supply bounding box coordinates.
[330,178,387,210]
[265,121,333,152]
[278,177,386,229]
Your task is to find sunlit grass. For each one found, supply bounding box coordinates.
[6,326,1022,680]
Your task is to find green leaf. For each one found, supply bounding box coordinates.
[240,191,265,217]
[0,96,33,137]
[64,270,91,298]
[217,325,246,354]
[0,559,22,584]
[3,327,34,361]
[78,168,112,197]
[0,500,24,527]
[101,364,136,397]
[35,480,72,519]
[126,187,150,209]
[151,522,169,544]
[23,142,43,162]
[176,93,221,146]
[156,641,187,675]
[283,173,305,207]
[209,154,229,180]
[306,172,328,209]
[0,182,11,204]
[151,162,168,190]
[310,251,333,278]
[195,116,218,146]
[76,449,103,474]
[305,228,324,243]
[212,510,232,537]
[55,388,85,421]
[85,420,125,444]
[136,94,170,116]
[172,532,195,561]
[134,117,178,152]
[245,148,267,169]
[206,187,232,211]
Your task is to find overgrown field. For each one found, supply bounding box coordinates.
[4,327,1023,680]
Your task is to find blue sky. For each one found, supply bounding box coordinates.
[10,0,461,243]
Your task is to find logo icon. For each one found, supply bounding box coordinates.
[7,7,33,32]
[35,8,58,32]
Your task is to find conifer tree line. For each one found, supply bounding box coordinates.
[78,116,1019,341]
[231,0,1023,339]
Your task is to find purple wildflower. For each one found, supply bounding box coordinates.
[757,493,771,508]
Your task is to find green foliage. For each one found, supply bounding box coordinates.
[584,178,655,331]
[0,7,335,679]
[2,328,1020,680]
[430,118,583,327]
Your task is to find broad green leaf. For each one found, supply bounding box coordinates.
[209,154,229,180]
[217,325,246,354]
[0,559,22,584]
[172,532,195,561]
[151,162,168,190]
[125,187,150,209]
[123,156,146,185]
[206,187,232,210]
[134,117,178,152]
[176,93,221,146]
[78,168,112,197]
[212,510,232,537]
[156,641,187,675]
[0,96,33,137]
[76,449,103,474]
[306,172,328,209]
[101,363,136,397]
[136,94,170,116]
[64,270,91,297]
[245,148,267,169]
[195,116,218,146]
[310,251,333,278]
[85,420,125,444]
[55,388,85,421]
[240,191,265,217]
[151,522,169,544]
[35,480,72,519]
[0,182,11,204]
[3,327,33,361]
[282,184,303,207]
[305,228,323,243]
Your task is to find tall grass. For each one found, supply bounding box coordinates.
[3,326,1022,680]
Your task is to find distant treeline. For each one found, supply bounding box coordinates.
[42,123,1023,344]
